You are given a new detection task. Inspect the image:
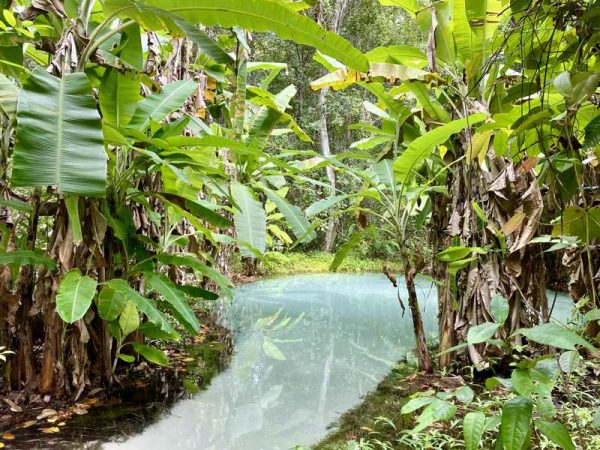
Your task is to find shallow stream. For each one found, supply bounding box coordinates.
[98,273,572,450]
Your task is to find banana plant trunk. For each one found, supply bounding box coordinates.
[435,148,548,369]
[400,249,433,373]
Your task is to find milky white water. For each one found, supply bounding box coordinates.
[102,273,572,450]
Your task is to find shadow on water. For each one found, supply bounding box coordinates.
[4,273,574,450]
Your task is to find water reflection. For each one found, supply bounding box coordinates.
[104,273,571,450]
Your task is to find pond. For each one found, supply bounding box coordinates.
[98,273,572,450]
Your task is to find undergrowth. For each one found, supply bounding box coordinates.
[255,251,403,276]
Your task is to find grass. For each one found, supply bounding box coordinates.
[258,251,403,276]
[313,362,418,450]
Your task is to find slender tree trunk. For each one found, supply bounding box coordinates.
[317,0,349,253]
[318,87,337,252]
[400,250,433,372]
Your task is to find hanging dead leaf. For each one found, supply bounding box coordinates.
[36,408,57,420]
[522,157,540,172]
[1,433,15,440]
[39,427,60,434]
[502,212,526,235]
[3,398,22,412]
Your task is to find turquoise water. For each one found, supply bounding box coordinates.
[103,273,572,450]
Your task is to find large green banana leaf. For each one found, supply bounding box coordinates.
[99,69,141,129]
[11,68,107,197]
[393,113,487,183]
[259,185,316,243]
[104,0,369,72]
[0,73,18,118]
[127,80,196,130]
[231,182,266,258]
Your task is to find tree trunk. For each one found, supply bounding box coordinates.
[318,87,337,252]
[400,251,433,372]
[435,149,548,369]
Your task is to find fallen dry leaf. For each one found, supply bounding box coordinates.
[72,406,88,415]
[19,420,37,429]
[39,426,60,434]
[1,433,15,440]
[3,398,22,413]
[58,422,66,427]
[36,408,57,420]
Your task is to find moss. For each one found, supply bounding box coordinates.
[314,362,418,450]
[259,251,403,276]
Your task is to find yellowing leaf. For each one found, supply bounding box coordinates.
[40,427,60,434]
[502,213,526,235]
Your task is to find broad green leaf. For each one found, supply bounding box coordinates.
[366,45,427,68]
[305,195,349,217]
[99,70,141,129]
[178,285,219,301]
[394,114,487,183]
[171,18,234,65]
[455,385,474,403]
[401,396,435,414]
[107,279,173,332]
[378,0,420,16]
[467,322,499,344]
[463,411,486,450]
[118,353,135,363]
[330,227,372,272]
[515,323,594,351]
[583,309,600,322]
[0,199,32,213]
[511,369,534,396]
[128,80,196,130]
[105,0,369,72]
[139,322,181,341]
[552,206,600,243]
[584,115,600,148]
[373,159,396,187]
[535,420,575,450]
[0,73,18,118]
[593,409,600,428]
[11,67,107,197]
[97,287,127,322]
[119,301,140,336]
[0,250,55,268]
[491,294,509,324]
[156,253,232,297]
[56,269,97,323]
[500,397,532,450]
[144,271,199,334]
[65,196,83,244]
[558,350,582,374]
[259,185,315,243]
[412,398,456,433]
[437,246,487,262]
[231,182,266,258]
[132,342,169,366]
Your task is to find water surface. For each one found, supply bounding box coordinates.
[103,273,571,450]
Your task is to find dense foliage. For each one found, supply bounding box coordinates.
[0,0,599,448]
